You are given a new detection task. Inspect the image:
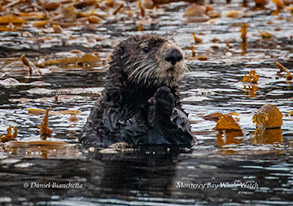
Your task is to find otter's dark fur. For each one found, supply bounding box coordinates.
[79,34,195,147]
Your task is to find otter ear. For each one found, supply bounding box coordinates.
[119,45,125,57]
[112,44,125,62]
[116,41,127,58]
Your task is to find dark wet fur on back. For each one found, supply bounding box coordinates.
[79,34,195,147]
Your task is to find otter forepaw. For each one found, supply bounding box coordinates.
[148,86,175,120]
[154,86,173,100]
[155,86,175,114]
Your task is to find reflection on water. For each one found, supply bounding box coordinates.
[243,84,259,98]
[217,130,244,146]
[2,141,80,160]
[1,145,293,205]
[0,0,293,204]
[253,128,283,145]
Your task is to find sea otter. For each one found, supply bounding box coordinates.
[79,34,196,147]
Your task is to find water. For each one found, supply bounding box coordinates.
[0,0,293,205]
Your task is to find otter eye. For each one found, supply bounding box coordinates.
[143,47,150,53]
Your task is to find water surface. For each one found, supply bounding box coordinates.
[0,0,292,205]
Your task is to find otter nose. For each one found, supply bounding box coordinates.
[165,49,183,65]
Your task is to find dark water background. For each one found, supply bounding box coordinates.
[0,0,293,205]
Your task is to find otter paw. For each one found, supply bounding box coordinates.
[154,86,175,116]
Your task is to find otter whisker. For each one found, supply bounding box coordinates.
[128,60,146,79]
[140,69,153,84]
[129,67,141,79]
[132,64,150,81]
[130,62,157,84]
[142,64,158,84]
[184,63,192,72]
[144,65,158,85]
[143,70,152,84]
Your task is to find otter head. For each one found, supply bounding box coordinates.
[110,34,187,87]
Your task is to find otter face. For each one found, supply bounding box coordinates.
[111,34,187,87]
[156,39,186,86]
